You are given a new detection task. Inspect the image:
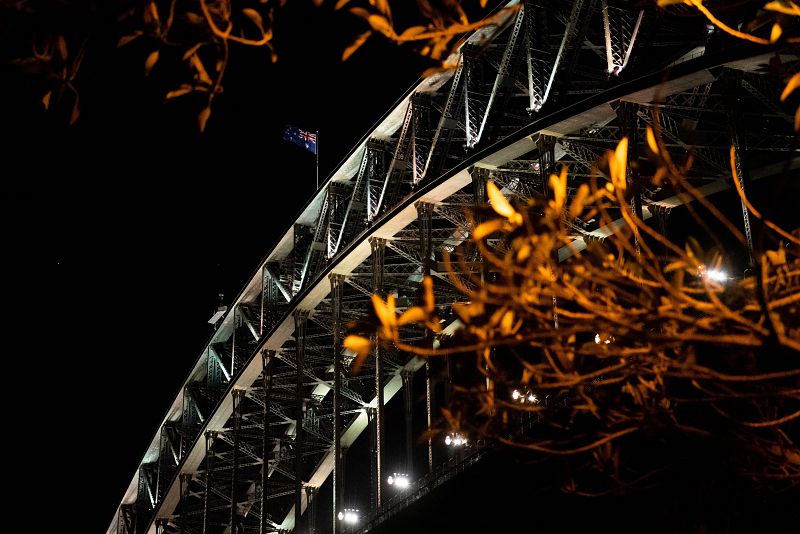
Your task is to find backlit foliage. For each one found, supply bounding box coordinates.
[7,1,799,130]
[4,0,501,129]
[331,0,513,67]
[7,0,279,130]
[347,131,799,494]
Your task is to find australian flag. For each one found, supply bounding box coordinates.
[283,125,317,155]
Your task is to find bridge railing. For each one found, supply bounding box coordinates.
[355,439,491,534]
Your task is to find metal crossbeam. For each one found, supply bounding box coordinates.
[602,0,643,76]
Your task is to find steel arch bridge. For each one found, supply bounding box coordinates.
[109,2,798,533]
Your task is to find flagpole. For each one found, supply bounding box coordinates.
[316,130,319,190]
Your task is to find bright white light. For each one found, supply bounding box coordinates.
[528,394,538,404]
[446,432,467,447]
[512,389,521,400]
[389,473,410,488]
[339,509,359,524]
[595,333,613,345]
[706,268,728,282]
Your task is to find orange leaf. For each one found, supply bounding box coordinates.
[398,306,426,326]
[349,7,372,20]
[148,0,160,24]
[646,127,659,155]
[343,335,371,358]
[452,301,483,322]
[190,54,212,85]
[118,32,142,47]
[782,72,800,102]
[367,14,395,37]
[764,1,800,16]
[487,181,521,224]
[166,85,194,99]
[183,43,203,61]
[41,91,51,110]
[144,49,159,76]
[569,184,590,217]
[770,23,783,43]
[423,276,435,313]
[398,25,427,40]
[343,335,372,373]
[342,31,371,61]
[548,165,568,211]
[69,99,80,125]
[371,293,397,338]
[56,35,67,61]
[198,106,211,132]
[472,219,505,240]
[242,8,264,29]
[608,137,628,191]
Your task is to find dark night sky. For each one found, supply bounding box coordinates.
[7,4,799,532]
[4,3,425,530]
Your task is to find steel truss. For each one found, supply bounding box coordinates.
[111,3,797,533]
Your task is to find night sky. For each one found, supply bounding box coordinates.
[6,4,799,532]
[4,3,425,530]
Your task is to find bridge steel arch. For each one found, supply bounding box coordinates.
[109,2,798,533]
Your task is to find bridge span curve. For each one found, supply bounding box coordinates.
[109,2,797,533]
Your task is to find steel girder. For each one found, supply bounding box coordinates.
[110,3,797,532]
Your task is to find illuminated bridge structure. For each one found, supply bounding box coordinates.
[109,2,798,533]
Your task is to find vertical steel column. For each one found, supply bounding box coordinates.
[615,101,643,220]
[473,168,488,284]
[180,473,191,534]
[652,204,672,262]
[425,360,433,473]
[417,202,434,275]
[295,310,308,531]
[330,273,344,534]
[260,267,266,336]
[232,306,238,376]
[305,486,318,534]
[536,134,557,196]
[156,518,167,534]
[370,237,386,511]
[368,406,378,513]
[260,351,273,534]
[203,431,217,534]
[371,237,386,295]
[723,71,755,266]
[537,134,560,328]
[401,370,414,474]
[615,100,643,269]
[417,201,435,473]
[230,389,244,532]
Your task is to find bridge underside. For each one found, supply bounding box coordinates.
[110,2,798,534]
